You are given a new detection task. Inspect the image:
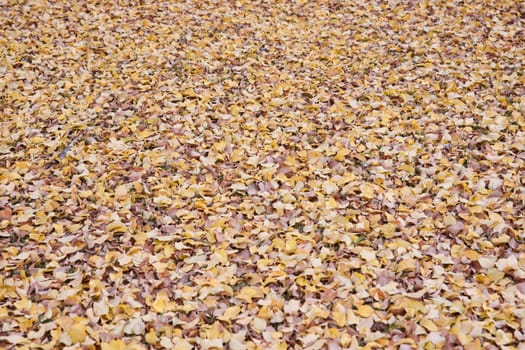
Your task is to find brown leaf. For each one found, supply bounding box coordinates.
[0,207,12,220]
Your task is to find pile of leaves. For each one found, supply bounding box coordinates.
[1,0,524,349]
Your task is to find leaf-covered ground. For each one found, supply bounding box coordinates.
[1,0,524,349]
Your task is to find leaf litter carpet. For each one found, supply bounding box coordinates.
[0,0,524,349]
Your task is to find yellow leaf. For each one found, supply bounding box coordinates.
[151,295,166,313]
[487,268,505,282]
[451,325,472,345]
[399,298,424,318]
[397,259,415,273]
[153,195,172,207]
[182,88,196,97]
[145,328,157,344]
[237,286,261,303]
[14,297,31,311]
[29,232,44,241]
[212,140,226,152]
[464,249,480,261]
[492,234,510,245]
[137,129,154,139]
[106,222,127,233]
[443,214,456,226]
[356,305,374,318]
[101,339,127,350]
[218,306,241,322]
[327,327,340,338]
[334,148,351,161]
[341,333,354,347]
[257,306,273,319]
[53,223,64,235]
[284,237,297,254]
[420,319,439,332]
[331,309,347,327]
[69,323,86,343]
[359,183,375,200]
[326,196,339,209]
[271,342,288,350]
[450,244,464,258]
[173,338,193,350]
[310,305,330,320]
